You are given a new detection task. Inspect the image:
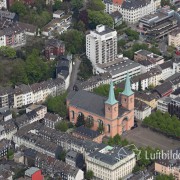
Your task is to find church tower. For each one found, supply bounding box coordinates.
[105,81,119,120]
[121,73,134,110]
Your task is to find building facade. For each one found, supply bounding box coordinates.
[86,145,136,180]
[168,27,180,47]
[67,74,134,137]
[86,25,117,66]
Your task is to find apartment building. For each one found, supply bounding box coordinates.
[168,27,180,47]
[0,87,14,108]
[139,7,178,40]
[0,0,7,9]
[134,49,164,73]
[86,25,117,66]
[12,78,65,108]
[86,145,136,180]
[42,14,72,37]
[155,149,180,180]
[95,55,141,83]
[104,0,160,24]
[74,72,111,91]
[134,99,151,121]
[157,96,172,113]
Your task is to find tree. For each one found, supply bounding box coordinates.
[71,0,83,11]
[53,0,62,11]
[78,56,93,80]
[0,46,16,59]
[125,28,139,40]
[93,84,123,98]
[161,0,170,7]
[46,93,67,118]
[10,1,27,16]
[85,170,94,180]
[57,150,66,161]
[74,20,86,32]
[76,114,85,127]
[79,10,89,28]
[7,149,14,159]
[156,174,175,180]
[55,121,69,132]
[138,78,142,91]
[11,60,28,84]
[87,0,105,11]
[97,124,104,133]
[88,10,113,29]
[118,39,126,47]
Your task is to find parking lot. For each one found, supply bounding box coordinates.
[122,125,180,150]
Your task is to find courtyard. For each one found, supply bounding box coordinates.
[122,124,180,150]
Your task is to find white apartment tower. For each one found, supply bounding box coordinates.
[86,25,117,65]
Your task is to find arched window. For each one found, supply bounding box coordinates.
[87,116,94,128]
[71,111,75,119]
[107,124,110,133]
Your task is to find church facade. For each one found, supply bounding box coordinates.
[67,74,134,137]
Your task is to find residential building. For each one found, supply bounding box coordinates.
[158,60,173,80]
[24,167,44,180]
[44,112,62,129]
[67,74,135,137]
[165,73,180,91]
[170,88,180,98]
[0,139,11,159]
[95,55,141,83]
[74,73,111,91]
[0,10,18,22]
[155,149,180,180]
[157,96,172,113]
[86,25,117,66]
[134,49,164,73]
[65,150,84,169]
[117,68,161,91]
[135,91,157,109]
[86,145,136,180]
[104,0,160,24]
[14,84,33,108]
[42,14,72,37]
[0,0,7,9]
[153,81,173,98]
[13,78,65,108]
[0,87,14,108]
[15,111,39,129]
[56,56,72,89]
[172,57,180,74]
[134,99,151,121]
[72,126,105,143]
[0,119,17,140]
[110,11,123,27]
[139,7,178,39]
[26,104,47,120]
[53,10,65,19]
[168,97,180,118]
[35,152,84,180]
[0,109,12,122]
[44,39,65,60]
[168,27,180,47]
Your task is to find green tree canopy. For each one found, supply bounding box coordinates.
[53,0,62,11]
[85,170,94,180]
[156,174,175,180]
[59,30,85,54]
[0,46,16,59]
[46,93,67,118]
[76,114,85,127]
[87,0,105,11]
[71,0,83,11]
[10,1,27,16]
[55,121,69,132]
[88,10,113,29]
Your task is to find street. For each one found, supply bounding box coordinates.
[68,57,81,92]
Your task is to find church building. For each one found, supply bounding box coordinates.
[67,74,134,137]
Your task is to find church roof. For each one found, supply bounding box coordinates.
[67,90,129,118]
[105,81,118,105]
[121,73,134,96]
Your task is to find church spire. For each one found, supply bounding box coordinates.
[105,81,118,105]
[122,73,134,96]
